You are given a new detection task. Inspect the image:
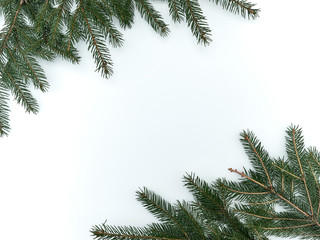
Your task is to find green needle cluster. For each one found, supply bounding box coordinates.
[0,0,259,136]
[92,126,320,240]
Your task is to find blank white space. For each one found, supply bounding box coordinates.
[1,1,320,240]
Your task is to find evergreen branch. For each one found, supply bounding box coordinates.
[67,4,81,51]
[17,48,49,91]
[258,222,316,230]
[23,38,54,61]
[242,133,273,189]
[106,0,134,29]
[93,230,183,240]
[36,0,49,32]
[14,25,32,44]
[6,46,29,81]
[0,61,38,113]
[91,223,184,240]
[134,0,170,37]
[107,0,125,21]
[192,200,239,237]
[310,151,320,167]
[235,209,311,221]
[291,128,314,216]
[183,173,225,211]
[42,6,60,25]
[137,188,190,239]
[288,232,320,237]
[0,82,10,136]
[93,126,320,239]
[48,43,80,64]
[184,173,253,239]
[308,150,320,219]
[97,0,113,17]
[209,0,260,19]
[51,2,65,43]
[0,0,24,53]
[176,201,206,240]
[223,185,270,195]
[146,223,187,239]
[253,228,262,240]
[23,0,37,19]
[0,0,12,8]
[281,161,284,195]
[185,176,258,238]
[263,209,277,218]
[86,3,123,47]
[81,4,113,77]
[0,0,259,136]
[229,0,255,13]
[202,223,220,239]
[228,167,318,224]
[168,0,184,23]
[179,0,212,45]
[308,154,320,219]
[228,168,270,191]
[271,163,303,180]
[248,199,279,205]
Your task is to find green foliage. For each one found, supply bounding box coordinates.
[0,0,260,136]
[91,125,320,239]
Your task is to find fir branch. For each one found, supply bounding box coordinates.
[0,81,10,136]
[50,1,66,44]
[235,209,311,222]
[67,3,81,51]
[0,0,24,53]
[80,2,113,77]
[168,0,184,23]
[93,126,320,239]
[17,48,49,91]
[248,199,279,205]
[209,0,260,19]
[0,0,12,8]
[253,229,263,240]
[137,188,190,239]
[107,0,134,29]
[5,46,29,81]
[179,0,212,45]
[36,0,49,32]
[97,0,113,17]
[291,128,314,216]
[0,59,39,114]
[92,223,184,240]
[0,0,260,135]
[85,1,123,47]
[306,156,320,220]
[241,132,273,189]
[271,163,303,181]
[228,167,317,224]
[202,222,220,239]
[310,151,320,167]
[183,172,225,212]
[258,222,316,230]
[134,0,170,37]
[48,42,81,64]
[176,200,206,240]
[223,186,271,195]
[228,168,271,191]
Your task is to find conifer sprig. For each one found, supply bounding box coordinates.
[92,126,320,239]
[210,0,259,19]
[222,125,320,239]
[0,0,260,136]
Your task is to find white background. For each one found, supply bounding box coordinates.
[1,0,320,239]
